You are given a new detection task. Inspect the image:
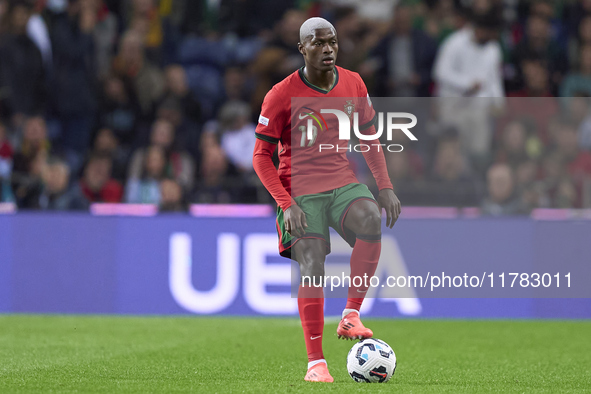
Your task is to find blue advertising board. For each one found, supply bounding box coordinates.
[0,213,590,318]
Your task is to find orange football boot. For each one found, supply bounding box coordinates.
[337,311,373,340]
[304,362,334,383]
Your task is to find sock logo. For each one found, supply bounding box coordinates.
[310,335,322,340]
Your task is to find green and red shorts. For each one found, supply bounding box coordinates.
[276,182,377,259]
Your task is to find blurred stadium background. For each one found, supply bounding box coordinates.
[1,0,591,211]
[0,0,589,313]
[0,0,589,312]
[1,0,591,391]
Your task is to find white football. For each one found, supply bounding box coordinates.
[346,338,397,383]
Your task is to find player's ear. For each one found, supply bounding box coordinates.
[298,42,305,56]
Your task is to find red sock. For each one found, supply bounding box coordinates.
[346,237,381,311]
[298,285,324,362]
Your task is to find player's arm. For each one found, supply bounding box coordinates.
[356,78,401,228]
[252,89,307,237]
[252,139,307,237]
[359,124,401,228]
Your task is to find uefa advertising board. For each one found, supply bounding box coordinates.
[0,212,590,318]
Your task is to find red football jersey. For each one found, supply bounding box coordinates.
[255,66,377,197]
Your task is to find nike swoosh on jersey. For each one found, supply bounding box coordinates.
[298,113,310,119]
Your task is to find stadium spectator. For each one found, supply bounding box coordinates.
[568,15,591,70]
[49,0,99,166]
[92,127,128,181]
[540,151,567,201]
[575,99,591,150]
[157,64,202,152]
[222,65,250,105]
[250,9,305,110]
[385,148,424,187]
[193,142,239,204]
[125,144,166,204]
[566,0,591,50]
[553,119,591,180]
[128,118,194,190]
[563,95,591,135]
[0,0,6,21]
[502,89,559,146]
[511,13,568,94]
[91,0,119,80]
[369,4,438,97]
[0,120,12,165]
[126,0,164,64]
[414,0,460,43]
[3,0,591,213]
[429,133,480,207]
[433,10,504,159]
[538,153,584,209]
[335,0,396,26]
[0,120,13,202]
[509,57,553,97]
[331,7,370,73]
[515,159,541,189]
[10,117,51,208]
[26,0,52,68]
[0,0,46,125]
[382,146,425,205]
[112,29,164,117]
[161,64,201,125]
[98,75,140,145]
[560,44,591,100]
[495,119,535,169]
[495,119,542,170]
[434,9,504,98]
[159,178,185,212]
[38,158,88,210]
[205,101,256,172]
[217,0,296,38]
[553,178,579,208]
[481,163,526,216]
[79,152,123,203]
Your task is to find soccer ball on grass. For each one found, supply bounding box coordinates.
[346,338,396,383]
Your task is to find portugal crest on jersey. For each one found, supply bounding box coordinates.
[344,100,355,118]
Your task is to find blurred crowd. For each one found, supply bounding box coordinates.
[0,0,590,215]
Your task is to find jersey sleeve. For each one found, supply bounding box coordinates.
[354,74,393,191]
[255,87,289,145]
[253,86,294,211]
[356,74,377,133]
[253,138,294,211]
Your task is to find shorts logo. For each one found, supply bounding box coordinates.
[258,115,269,126]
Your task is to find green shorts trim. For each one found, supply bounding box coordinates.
[276,183,377,259]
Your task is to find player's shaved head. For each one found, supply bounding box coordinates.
[299,17,336,43]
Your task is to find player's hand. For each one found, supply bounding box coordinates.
[377,189,401,229]
[464,81,482,96]
[284,204,308,237]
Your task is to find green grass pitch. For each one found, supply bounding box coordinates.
[0,315,590,393]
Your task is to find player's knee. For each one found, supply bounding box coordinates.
[356,210,382,236]
[299,260,325,279]
[297,246,326,278]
